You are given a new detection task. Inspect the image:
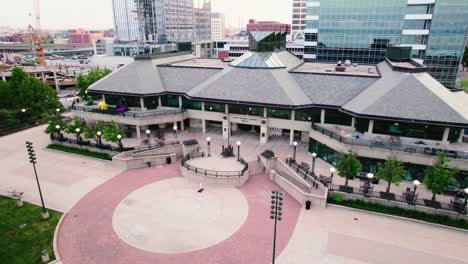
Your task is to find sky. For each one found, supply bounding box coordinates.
[0,0,292,30]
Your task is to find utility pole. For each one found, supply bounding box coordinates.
[270,190,284,264]
[26,141,49,219]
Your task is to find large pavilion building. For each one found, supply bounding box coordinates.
[76,32,468,181]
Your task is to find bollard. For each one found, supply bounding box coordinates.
[16,198,23,207]
[41,250,50,262]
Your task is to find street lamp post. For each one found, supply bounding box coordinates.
[413,180,421,205]
[270,190,284,264]
[55,125,62,141]
[20,108,26,124]
[75,128,81,143]
[146,129,151,148]
[56,108,60,118]
[25,141,49,219]
[117,134,123,151]
[366,173,374,197]
[173,125,178,139]
[311,152,317,175]
[329,167,336,187]
[207,137,211,157]
[292,141,298,161]
[463,188,468,215]
[96,131,102,146]
[236,141,241,161]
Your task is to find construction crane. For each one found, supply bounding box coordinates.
[28,0,45,65]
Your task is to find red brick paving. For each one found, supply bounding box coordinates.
[57,163,301,264]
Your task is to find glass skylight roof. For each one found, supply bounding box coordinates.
[230,52,286,69]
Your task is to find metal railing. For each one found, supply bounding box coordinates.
[73,105,185,119]
[181,150,248,177]
[132,140,180,154]
[311,123,468,160]
[287,158,328,189]
[329,184,467,214]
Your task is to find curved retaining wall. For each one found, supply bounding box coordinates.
[181,166,250,187]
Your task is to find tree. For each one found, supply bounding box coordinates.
[84,121,104,144]
[76,68,112,98]
[64,116,87,141]
[336,150,361,187]
[424,154,459,202]
[44,114,66,138]
[103,120,125,145]
[377,155,406,194]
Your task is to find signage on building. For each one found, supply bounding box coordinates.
[230,115,261,125]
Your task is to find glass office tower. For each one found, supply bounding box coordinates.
[304,0,468,88]
[112,0,140,42]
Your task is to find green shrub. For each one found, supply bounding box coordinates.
[329,196,468,230]
[47,144,113,160]
[331,193,345,204]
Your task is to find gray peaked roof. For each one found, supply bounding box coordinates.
[343,62,468,124]
[88,51,468,125]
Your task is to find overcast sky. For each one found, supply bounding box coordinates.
[0,0,292,30]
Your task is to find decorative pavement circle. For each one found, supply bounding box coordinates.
[57,163,301,264]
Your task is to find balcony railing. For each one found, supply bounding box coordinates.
[181,150,249,177]
[311,123,468,160]
[73,105,185,119]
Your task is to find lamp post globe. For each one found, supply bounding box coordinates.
[146,129,150,134]
[117,134,122,140]
[96,131,102,136]
[292,141,298,161]
[236,141,241,161]
[311,152,317,175]
[206,137,211,157]
[21,108,26,113]
[173,125,177,131]
[55,125,60,130]
[56,108,60,112]
[75,128,80,133]
[412,180,421,205]
[367,173,374,179]
[329,167,336,186]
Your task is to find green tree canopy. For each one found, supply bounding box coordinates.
[0,67,63,124]
[103,120,125,145]
[63,116,87,136]
[76,68,112,98]
[424,154,459,202]
[377,155,406,194]
[44,114,66,135]
[84,121,104,144]
[336,150,362,187]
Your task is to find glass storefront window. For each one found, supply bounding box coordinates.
[267,107,291,120]
[182,98,202,110]
[229,104,263,116]
[373,120,445,140]
[295,108,321,122]
[309,138,341,167]
[144,96,159,110]
[355,118,369,133]
[161,94,180,108]
[324,109,352,126]
[204,102,225,113]
[104,94,140,107]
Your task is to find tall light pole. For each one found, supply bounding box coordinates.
[207,137,211,157]
[146,129,151,148]
[56,108,60,118]
[75,128,81,142]
[463,188,468,215]
[330,167,336,187]
[96,131,102,146]
[270,190,283,264]
[25,141,49,219]
[413,180,421,205]
[311,152,317,175]
[236,141,241,161]
[292,141,298,161]
[173,125,178,139]
[366,173,374,196]
[117,134,123,151]
[55,124,61,140]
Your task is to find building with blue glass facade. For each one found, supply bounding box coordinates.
[303,0,468,88]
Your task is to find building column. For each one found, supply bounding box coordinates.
[260,124,268,143]
[201,101,205,111]
[225,104,229,114]
[290,129,294,145]
[178,96,182,109]
[1,73,6,82]
[264,107,268,118]
[202,119,207,134]
[320,109,325,124]
[442,127,450,143]
[140,97,145,110]
[41,72,45,82]
[102,94,106,101]
[351,117,356,128]
[180,119,185,131]
[136,125,141,142]
[53,71,61,94]
[368,120,374,134]
[291,109,295,121]
[457,128,464,143]
[222,119,229,138]
[158,96,162,108]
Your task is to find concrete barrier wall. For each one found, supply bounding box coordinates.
[51,140,118,156]
[75,111,184,127]
[132,144,183,158]
[182,144,200,157]
[333,191,468,221]
[270,170,327,208]
[181,167,249,187]
[113,152,176,169]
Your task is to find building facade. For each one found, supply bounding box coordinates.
[69,29,104,44]
[303,0,468,88]
[246,19,291,35]
[211,12,225,40]
[213,38,304,59]
[291,0,307,40]
[112,0,140,42]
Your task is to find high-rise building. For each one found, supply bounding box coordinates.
[246,19,291,35]
[211,12,225,40]
[112,0,140,42]
[303,0,468,88]
[112,0,211,44]
[291,0,307,40]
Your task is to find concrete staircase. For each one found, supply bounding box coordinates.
[248,160,265,175]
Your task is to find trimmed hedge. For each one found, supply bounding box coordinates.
[330,193,468,230]
[47,144,113,160]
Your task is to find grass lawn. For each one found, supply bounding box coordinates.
[0,196,62,264]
